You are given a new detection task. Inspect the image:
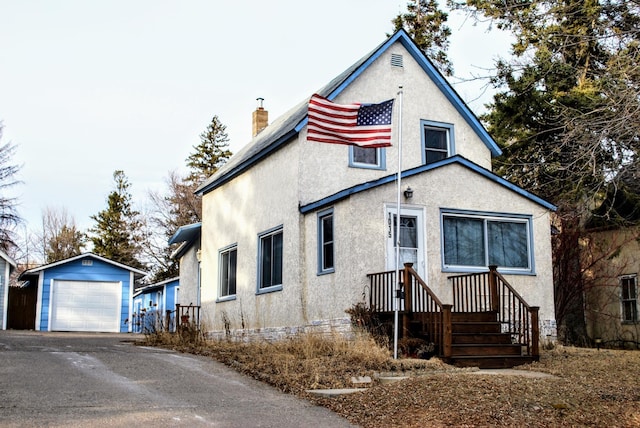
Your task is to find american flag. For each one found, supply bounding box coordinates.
[307,94,394,147]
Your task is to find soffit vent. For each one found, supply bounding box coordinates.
[391,53,403,68]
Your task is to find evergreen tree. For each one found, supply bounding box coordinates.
[392,0,453,76]
[186,115,232,185]
[451,0,640,343]
[89,170,144,269]
[451,0,640,211]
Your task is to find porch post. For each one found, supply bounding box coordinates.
[402,263,413,338]
[442,304,453,358]
[531,306,540,358]
[488,265,499,312]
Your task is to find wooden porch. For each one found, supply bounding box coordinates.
[368,264,540,368]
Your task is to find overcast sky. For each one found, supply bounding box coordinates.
[0,1,511,235]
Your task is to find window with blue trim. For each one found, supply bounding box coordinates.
[421,120,455,165]
[258,227,283,291]
[349,146,385,170]
[318,208,335,274]
[219,244,237,299]
[442,211,532,272]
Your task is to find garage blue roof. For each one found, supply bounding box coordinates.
[18,252,148,280]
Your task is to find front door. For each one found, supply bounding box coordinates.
[386,205,425,279]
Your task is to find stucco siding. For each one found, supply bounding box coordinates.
[198,35,555,341]
[299,162,555,332]
[584,228,640,344]
[183,245,201,306]
[298,42,493,207]
[200,136,303,331]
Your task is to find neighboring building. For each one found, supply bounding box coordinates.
[18,253,147,333]
[132,277,179,333]
[0,250,17,330]
[194,29,557,342]
[583,186,640,347]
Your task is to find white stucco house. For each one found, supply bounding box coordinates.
[193,29,556,364]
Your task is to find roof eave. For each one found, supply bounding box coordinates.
[299,156,556,215]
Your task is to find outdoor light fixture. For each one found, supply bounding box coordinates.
[403,186,413,199]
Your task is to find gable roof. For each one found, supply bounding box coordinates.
[133,276,179,297]
[196,29,502,196]
[168,222,201,259]
[18,252,147,280]
[299,155,557,214]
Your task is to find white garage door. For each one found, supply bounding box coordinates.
[50,280,122,332]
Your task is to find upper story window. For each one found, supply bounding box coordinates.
[441,209,533,274]
[218,244,237,300]
[258,226,283,293]
[621,275,638,323]
[422,120,455,165]
[349,146,386,170]
[317,208,335,275]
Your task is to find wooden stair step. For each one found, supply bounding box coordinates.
[452,332,512,344]
[452,322,502,334]
[451,311,498,323]
[451,343,523,357]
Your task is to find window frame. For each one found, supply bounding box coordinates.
[349,146,386,170]
[421,120,455,165]
[620,275,638,324]
[440,209,535,275]
[217,243,238,302]
[317,208,335,275]
[257,225,284,294]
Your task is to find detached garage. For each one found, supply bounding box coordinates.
[18,253,147,333]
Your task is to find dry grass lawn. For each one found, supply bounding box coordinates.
[144,331,640,427]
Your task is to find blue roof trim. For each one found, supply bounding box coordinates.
[18,252,148,279]
[299,155,556,214]
[199,30,501,196]
[396,32,501,157]
[168,222,202,245]
[295,30,502,157]
[196,129,298,195]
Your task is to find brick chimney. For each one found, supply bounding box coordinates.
[252,97,268,137]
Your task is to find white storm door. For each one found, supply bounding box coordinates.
[50,280,121,332]
[386,206,425,279]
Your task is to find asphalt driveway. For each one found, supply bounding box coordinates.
[0,330,355,427]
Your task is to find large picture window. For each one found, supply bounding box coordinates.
[621,275,638,323]
[258,226,283,292]
[318,208,334,274]
[219,245,237,299]
[421,120,454,165]
[442,211,532,272]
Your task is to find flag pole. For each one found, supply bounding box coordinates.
[393,86,403,360]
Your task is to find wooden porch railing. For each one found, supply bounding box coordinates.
[175,304,201,330]
[449,265,539,358]
[368,263,453,358]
